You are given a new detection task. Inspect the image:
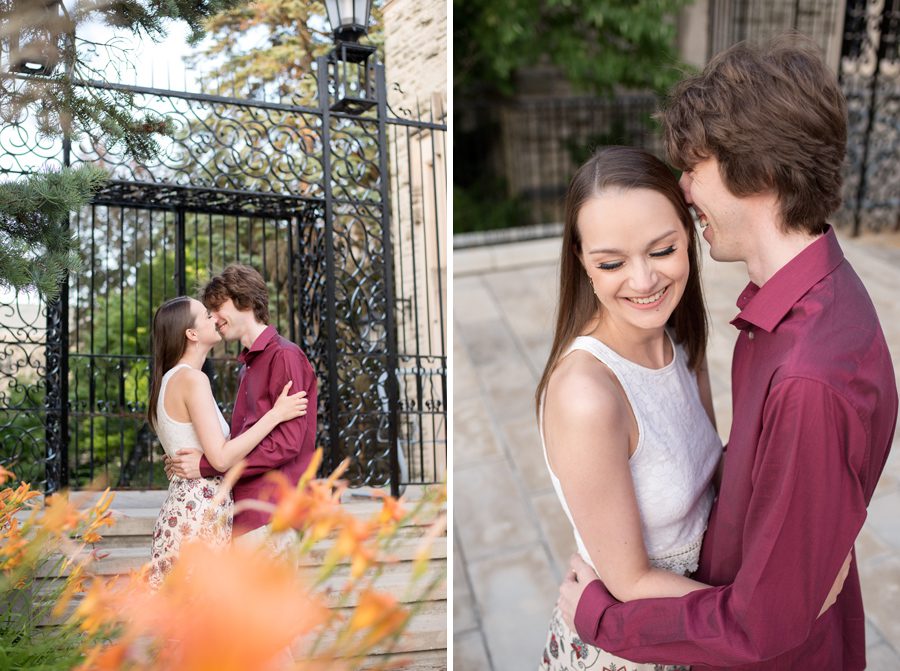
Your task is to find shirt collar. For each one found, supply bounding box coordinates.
[730,226,845,333]
[238,324,278,364]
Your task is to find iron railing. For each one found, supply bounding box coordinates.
[0,49,446,495]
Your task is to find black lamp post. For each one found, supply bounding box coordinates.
[8,0,64,76]
[323,0,377,114]
[324,0,373,43]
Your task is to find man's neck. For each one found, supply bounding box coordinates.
[240,321,269,350]
[744,221,822,287]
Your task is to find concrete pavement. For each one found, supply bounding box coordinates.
[453,230,900,670]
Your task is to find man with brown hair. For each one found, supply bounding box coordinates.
[168,263,318,541]
[558,36,897,668]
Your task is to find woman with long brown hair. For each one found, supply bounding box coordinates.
[147,296,307,587]
[536,146,721,670]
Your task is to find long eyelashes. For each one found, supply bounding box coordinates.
[596,246,678,271]
[649,246,677,258]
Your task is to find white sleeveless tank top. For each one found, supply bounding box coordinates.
[155,364,230,460]
[541,333,722,575]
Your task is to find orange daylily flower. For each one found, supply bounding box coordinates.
[369,490,406,537]
[298,448,325,488]
[0,464,15,485]
[4,459,446,671]
[41,493,84,536]
[91,541,330,671]
[0,481,41,513]
[78,643,128,671]
[265,454,348,536]
[328,516,377,579]
[52,561,88,618]
[348,589,410,649]
[0,518,29,571]
[73,579,116,636]
[266,471,314,533]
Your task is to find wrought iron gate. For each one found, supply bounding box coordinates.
[837,0,900,234]
[0,51,446,494]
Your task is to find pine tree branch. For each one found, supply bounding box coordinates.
[0,166,108,299]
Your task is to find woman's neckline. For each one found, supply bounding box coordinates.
[575,330,677,372]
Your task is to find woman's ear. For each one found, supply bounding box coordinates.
[185,327,198,343]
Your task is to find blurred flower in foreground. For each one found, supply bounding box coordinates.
[0,469,116,670]
[73,449,447,670]
[76,541,328,671]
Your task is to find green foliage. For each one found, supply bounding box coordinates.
[453,182,531,233]
[191,0,374,101]
[0,166,106,299]
[0,480,115,671]
[0,0,253,300]
[85,0,249,44]
[0,622,85,671]
[0,390,46,486]
[455,0,692,98]
[2,0,250,161]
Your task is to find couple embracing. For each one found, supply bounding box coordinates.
[146,263,317,587]
[537,36,897,670]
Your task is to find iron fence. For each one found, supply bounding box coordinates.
[0,48,446,494]
[836,0,900,234]
[495,94,662,227]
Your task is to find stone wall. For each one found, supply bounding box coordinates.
[383,0,447,115]
[382,0,448,491]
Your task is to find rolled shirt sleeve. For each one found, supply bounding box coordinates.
[575,377,868,666]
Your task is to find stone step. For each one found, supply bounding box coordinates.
[34,488,448,665]
[38,561,447,627]
[293,601,447,658]
[360,648,447,670]
[43,533,447,578]
[89,497,441,547]
[95,519,436,549]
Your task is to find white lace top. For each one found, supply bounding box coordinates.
[155,364,230,460]
[540,333,722,576]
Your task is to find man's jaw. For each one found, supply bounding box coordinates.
[216,321,239,342]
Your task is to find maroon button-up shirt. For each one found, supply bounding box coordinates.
[199,325,318,535]
[574,227,897,669]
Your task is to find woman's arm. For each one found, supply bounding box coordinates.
[696,356,725,490]
[544,353,708,603]
[695,355,717,429]
[181,370,307,472]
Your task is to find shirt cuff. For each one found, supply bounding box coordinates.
[574,579,617,643]
[198,454,217,478]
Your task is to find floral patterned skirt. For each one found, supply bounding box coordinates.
[539,607,690,671]
[148,476,233,588]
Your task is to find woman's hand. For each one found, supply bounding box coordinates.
[559,554,598,631]
[270,381,308,422]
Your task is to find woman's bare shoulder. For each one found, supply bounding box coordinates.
[168,367,211,395]
[545,350,628,427]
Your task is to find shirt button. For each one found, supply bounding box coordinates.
[747,330,755,340]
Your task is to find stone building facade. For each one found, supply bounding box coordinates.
[382,0,448,486]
